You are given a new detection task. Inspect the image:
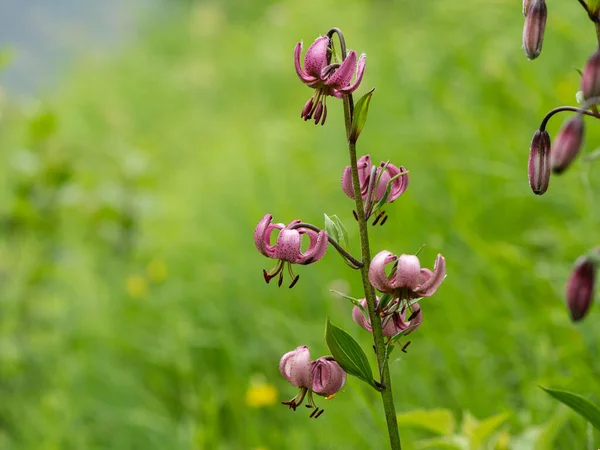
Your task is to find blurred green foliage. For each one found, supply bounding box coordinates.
[0,0,599,448]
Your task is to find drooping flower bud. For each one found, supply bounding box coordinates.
[527,129,551,195]
[581,49,600,101]
[279,346,312,388]
[311,357,346,397]
[566,255,597,322]
[551,115,585,174]
[522,0,547,60]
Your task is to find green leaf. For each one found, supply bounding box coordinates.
[330,215,349,250]
[324,214,340,242]
[329,289,364,311]
[469,412,511,449]
[396,408,456,436]
[541,387,600,431]
[325,318,377,389]
[349,88,375,143]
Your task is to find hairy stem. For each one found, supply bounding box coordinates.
[328,27,401,450]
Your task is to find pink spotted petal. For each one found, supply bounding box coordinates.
[280,346,312,388]
[415,254,446,297]
[386,164,409,203]
[375,167,390,201]
[369,251,398,294]
[294,42,318,85]
[273,228,302,263]
[341,166,355,199]
[337,53,366,94]
[254,214,285,258]
[324,50,357,90]
[304,36,329,78]
[393,254,421,290]
[352,299,372,332]
[357,155,372,194]
[298,229,328,265]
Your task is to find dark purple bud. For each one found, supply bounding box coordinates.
[527,129,551,195]
[551,115,584,174]
[522,0,547,60]
[566,256,596,322]
[581,49,600,101]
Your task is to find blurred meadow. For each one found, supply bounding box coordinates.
[0,0,599,448]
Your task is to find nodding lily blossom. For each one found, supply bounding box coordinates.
[352,298,422,337]
[280,346,346,417]
[369,251,446,300]
[294,36,366,125]
[566,255,597,322]
[341,155,409,205]
[254,214,328,288]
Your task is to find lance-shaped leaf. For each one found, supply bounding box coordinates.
[541,387,600,431]
[325,318,377,389]
[349,88,375,143]
[324,214,349,251]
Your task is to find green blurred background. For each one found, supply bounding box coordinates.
[0,0,599,448]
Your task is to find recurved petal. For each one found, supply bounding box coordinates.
[304,36,329,78]
[254,214,272,256]
[254,214,285,258]
[352,299,372,332]
[341,166,355,199]
[294,42,318,84]
[357,155,372,195]
[415,254,446,297]
[273,228,302,262]
[369,251,398,294]
[393,254,421,290]
[280,346,312,388]
[324,50,357,90]
[386,164,409,202]
[298,229,328,265]
[337,53,366,94]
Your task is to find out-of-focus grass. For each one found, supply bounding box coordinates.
[0,0,599,448]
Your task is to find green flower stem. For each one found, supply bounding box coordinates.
[342,92,401,450]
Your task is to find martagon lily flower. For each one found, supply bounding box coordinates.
[352,298,423,337]
[280,346,346,418]
[369,251,446,300]
[294,36,366,125]
[341,155,408,221]
[254,214,328,288]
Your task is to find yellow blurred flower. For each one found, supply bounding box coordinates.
[246,377,278,408]
[146,258,168,283]
[126,275,148,299]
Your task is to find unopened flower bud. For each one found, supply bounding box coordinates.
[522,0,547,60]
[279,346,312,388]
[311,357,346,396]
[566,256,597,322]
[527,129,551,195]
[581,49,600,101]
[551,115,584,174]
